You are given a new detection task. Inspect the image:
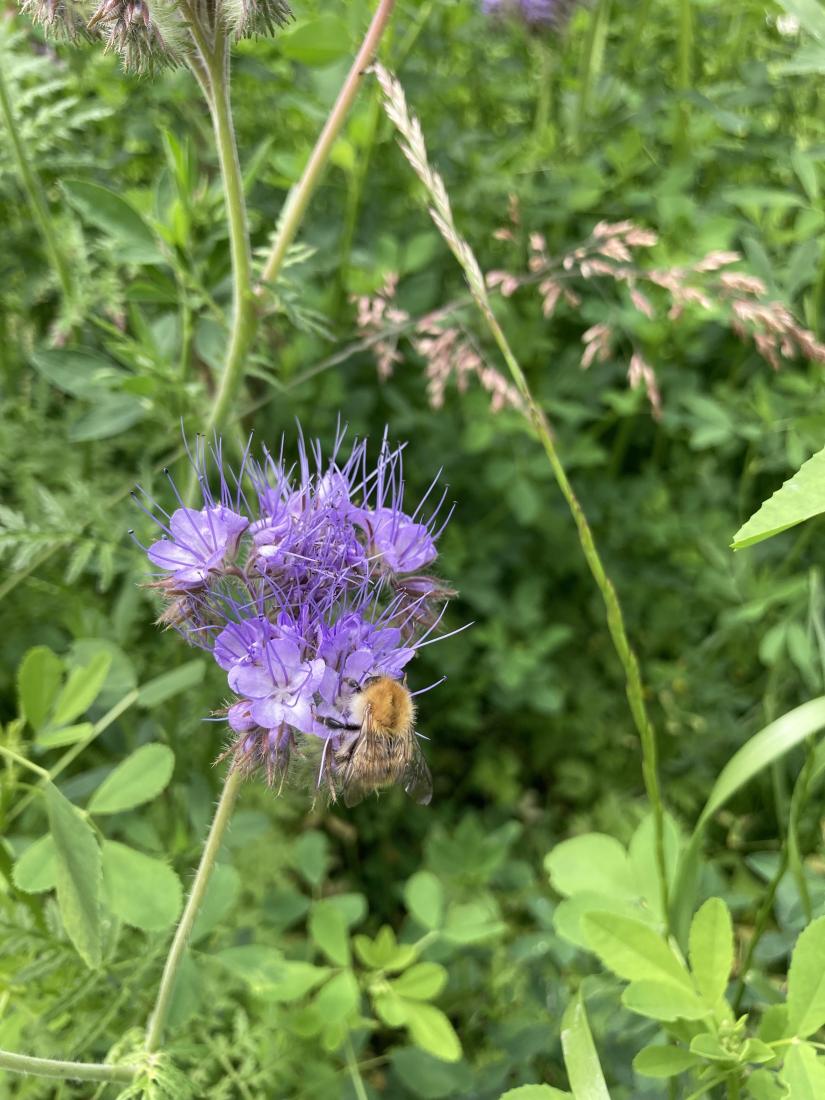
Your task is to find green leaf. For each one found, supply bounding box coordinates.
[50,652,111,728]
[354,924,417,971]
[63,180,164,264]
[289,830,330,888]
[780,1043,825,1098]
[214,946,331,1002]
[45,783,101,968]
[191,863,240,942]
[788,916,825,1037]
[29,349,126,399]
[137,661,206,708]
[689,898,733,1007]
[499,1089,572,1099]
[404,1001,462,1063]
[748,1068,790,1100]
[314,970,360,1025]
[732,445,825,550]
[632,1045,701,1078]
[13,835,57,893]
[545,834,636,899]
[581,912,692,988]
[35,722,94,749]
[622,980,709,1021]
[17,646,62,730]
[279,16,351,65]
[101,840,182,931]
[68,393,145,442]
[628,813,683,919]
[392,1049,474,1100]
[560,994,612,1100]
[391,963,448,1001]
[443,899,505,944]
[87,743,174,815]
[309,899,351,966]
[404,871,445,929]
[553,892,653,950]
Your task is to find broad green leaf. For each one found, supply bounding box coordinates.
[560,994,612,1100]
[732,445,825,550]
[137,660,206,708]
[314,971,360,1025]
[309,899,351,966]
[88,743,174,815]
[374,988,410,1028]
[443,900,506,944]
[689,898,733,1007]
[29,350,125,399]
[553,892,654,950]
[404,1002,462,1063]
[581,912,692,988]
[632,1045,701,1078]
[17,646,62,730]
[289,830,330,888]
[405,871,445,929]
[355,925,417,971]
[46,783,101,968]
[545,834,636,900]
[628,813,683,918]
[279,16,351,65]
[191,863,240,942]
[101,840,182,931]
[35,722,94,749]
[780,1043,825,1098]
[622,980,709,1021]
[499,1089,572,1099]
[392,1049,474,1100]
[697,698,825,829]
[50,652,111,728]
[787,916,825,1037]
[391,963,448,1001]
[214,946,330,1002]
[63,180,164,264]
[68,394,145,442]
[12,835,57,893]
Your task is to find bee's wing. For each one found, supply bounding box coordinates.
[402,737,433,805]
[339,708,385,807]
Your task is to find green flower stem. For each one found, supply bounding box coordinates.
[0,745,49,779]
[201,35,257,442]
[145,765,243,1052]
[257,0,397,291]
[476,302,670,928]
[0,65,73,304]
[345,1038,369,1100]
[0,1049,138,1083]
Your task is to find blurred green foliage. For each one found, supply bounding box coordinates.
[3,0,825,1096]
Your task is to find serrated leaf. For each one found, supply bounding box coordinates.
[309,899,351,966]
[12,835,57,893]
[582,911,692,988]
[101,840,182,930]
[787,916,825,1037]
[88,743,174,815]
[689,898,733,1007]
[17,646,62,730]
[545,834,636,900]
[137,661,205,708]
[46,783,101,968]
[733,445,825,550]
[50,652,111,728]
[632,1045,701,1078]
[391,963,448,1001]
[560,994,611,1100]
[404,1001,462,1063]
[404,871,444,929]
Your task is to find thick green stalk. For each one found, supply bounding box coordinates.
[145,766,243,1051]
[258,0,397,290]
[201,36,257,443]
[0,65,73,303]
[0,1050,138,1084]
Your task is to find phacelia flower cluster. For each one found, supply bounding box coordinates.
[481,0,578,32]
[133,429,456,799]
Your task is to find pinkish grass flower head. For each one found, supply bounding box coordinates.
[134,428,458,796]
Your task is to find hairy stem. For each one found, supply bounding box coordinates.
[0,65,73,304]
[0,1050,138,1083]
[258,0,397,290]
[145,766,243,1051]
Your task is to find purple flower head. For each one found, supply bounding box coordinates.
[147,505,248,590]
[482,0,577,31]
[134,427,460,801]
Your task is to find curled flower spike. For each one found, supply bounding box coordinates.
[135,429,460,804]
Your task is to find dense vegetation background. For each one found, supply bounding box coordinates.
[3,0,825,1096]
